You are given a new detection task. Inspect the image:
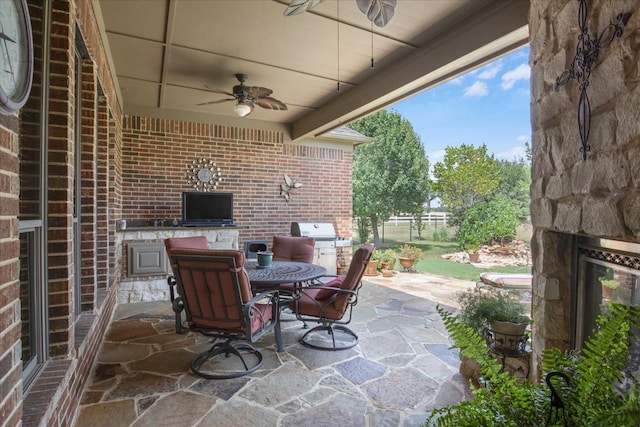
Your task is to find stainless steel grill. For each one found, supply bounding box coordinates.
[290,222,351,275]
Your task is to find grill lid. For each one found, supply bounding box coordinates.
[291,222,337,239]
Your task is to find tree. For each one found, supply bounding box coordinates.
[432,144,501,224]
[492,158,531,222]
[349,110,431,246]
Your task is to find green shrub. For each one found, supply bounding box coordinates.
[432,228,450,242]
[457,198,519,251]
[425,303,640,427]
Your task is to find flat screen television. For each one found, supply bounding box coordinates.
[181,192,234,227]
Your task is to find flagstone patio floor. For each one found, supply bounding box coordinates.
[74,271,477,426]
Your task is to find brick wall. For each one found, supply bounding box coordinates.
[0,117,22,427]
[79,60,97,311]
[121,117,354,245]
[47,0,75,359]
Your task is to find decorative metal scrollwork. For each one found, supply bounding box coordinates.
[186,158,222,192]
[545,371,570,426]
[554,0,632,161]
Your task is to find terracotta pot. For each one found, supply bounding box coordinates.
[364,259,379,276]
[468,252,480,263]
[381,269,393,277]
[398,257,415,270]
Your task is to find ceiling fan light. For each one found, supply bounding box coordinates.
[234,101,252,117]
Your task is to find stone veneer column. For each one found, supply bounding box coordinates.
[529,0,640,380]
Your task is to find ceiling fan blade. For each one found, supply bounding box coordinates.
[356,0,396,27]
[256,97,288,110]
[243,86,273,98]
[204,85,235,97]
[196,98,235,106]
[283,0,326,16]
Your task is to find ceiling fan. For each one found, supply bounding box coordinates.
[198,74,288,118]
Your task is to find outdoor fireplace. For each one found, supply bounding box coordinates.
[572,237,640,388]
[573,237,640,349]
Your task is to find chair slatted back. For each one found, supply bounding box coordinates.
[332,244,374,313]
[168,248,253,332]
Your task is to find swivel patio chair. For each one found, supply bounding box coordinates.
[289,243,374,350]
[164,236,209,334]
[164,236,210,333]
[166,248,280,379]
[272,236,315,263]
[252,236,316,295]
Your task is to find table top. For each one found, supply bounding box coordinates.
[245,260,326,286]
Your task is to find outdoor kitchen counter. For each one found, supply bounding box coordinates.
[115,227,239,304]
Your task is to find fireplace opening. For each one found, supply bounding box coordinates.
[574,238,640,350]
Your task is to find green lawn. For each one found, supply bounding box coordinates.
[354,222,532,282]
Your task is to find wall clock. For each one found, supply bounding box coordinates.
[186,158,222,192]
[0,0,34,115]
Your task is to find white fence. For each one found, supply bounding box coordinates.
[387,212,449,226]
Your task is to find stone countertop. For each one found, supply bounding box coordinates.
[117,225,238,232]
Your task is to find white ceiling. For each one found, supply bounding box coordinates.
[95,0,529,140]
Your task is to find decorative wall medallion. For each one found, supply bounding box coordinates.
[186,158,222,192]
[280,174,302,202]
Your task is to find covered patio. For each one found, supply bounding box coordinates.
[4,1,639,425]
[74,273,475,426]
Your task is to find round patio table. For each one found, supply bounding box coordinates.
[245,260,326,352]
[245,260,326,287]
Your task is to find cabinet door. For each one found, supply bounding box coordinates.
[128,242,168,276]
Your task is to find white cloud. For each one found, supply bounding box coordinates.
[464,81,489,97]
[516,134,530,142]
[497,145,527,160]
[501,64,531,90]
[449,75,464,85]
[478,63,502,80]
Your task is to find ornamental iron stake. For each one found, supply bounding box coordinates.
[554,0,631,161]
[545,371,570,427]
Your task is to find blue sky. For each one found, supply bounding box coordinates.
[391,46,531,164]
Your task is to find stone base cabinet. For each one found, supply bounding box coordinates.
[115,227,239,303]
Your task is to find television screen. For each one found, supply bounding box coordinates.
[182,192,234,226]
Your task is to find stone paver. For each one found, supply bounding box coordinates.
[75,273,476,426]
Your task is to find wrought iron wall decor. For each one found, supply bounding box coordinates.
[186,158,222,192]
[554,0,632,161]
[280,174,302,202]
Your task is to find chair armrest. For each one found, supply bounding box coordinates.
[293,285,358,303]
[247,289,279,306]
[243,289,280,341]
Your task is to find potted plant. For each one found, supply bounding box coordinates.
[380,249,396,277]
[599,277,620,299]
[457,288,530,354]
[397,244,424,271]
[426,304,640,426]
[336,256,349,275]
[364,249,380,276]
